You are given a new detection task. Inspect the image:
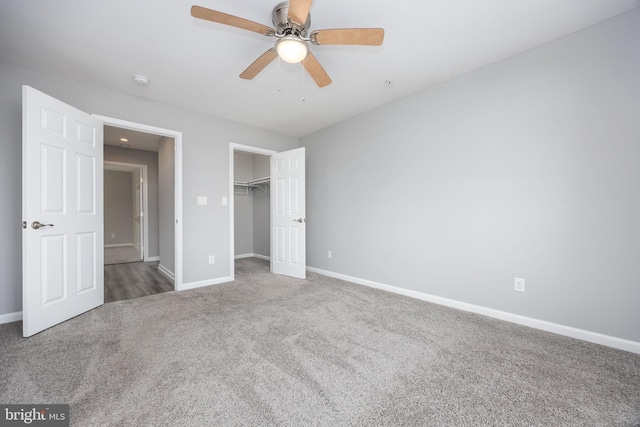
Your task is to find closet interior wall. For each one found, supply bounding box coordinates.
[234,152,270,259]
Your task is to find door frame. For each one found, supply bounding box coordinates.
[229,143,277,280]
[104,161,149,261]
[95,115,183,290]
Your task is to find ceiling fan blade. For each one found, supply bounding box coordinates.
[191,5,275,36]
[310,28,384,46]
[287,0,313,27]
[239,48,279,80]
[303,52,332,88]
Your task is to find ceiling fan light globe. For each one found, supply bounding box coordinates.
[276,37,308,63]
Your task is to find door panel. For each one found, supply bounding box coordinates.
[41,145,66,213]
[77,232,97,294]
[23,85,104,337]
[41,235,66,305]
[76,154,96,214]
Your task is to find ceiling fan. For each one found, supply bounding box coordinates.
[191,0,384,88]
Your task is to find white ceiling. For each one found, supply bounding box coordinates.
[1,0,638,137]
[104,125,163,152]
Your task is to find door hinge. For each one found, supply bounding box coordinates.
[22,221,27,229]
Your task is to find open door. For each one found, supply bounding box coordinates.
[22,86,104,337]
[271,147,306,279]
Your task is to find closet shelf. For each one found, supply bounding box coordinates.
[234,176,270,194]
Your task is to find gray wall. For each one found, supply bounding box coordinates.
[234,152,254,256]
[0,59,297,316]
[300,10,640,342]
[0,103,22,316]
[252,155,270,257]
[104,170,134,245]
[158,137,175,273]
[104,145,160,258]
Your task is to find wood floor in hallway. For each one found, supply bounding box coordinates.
[104,261,173,303]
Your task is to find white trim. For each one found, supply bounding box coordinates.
[234,253,254,259]
[104,243,135,248]
[146,256,160,262]
[104,161,149,262]
[229,143,277,282]
[234,253,271,261]
[179,276,233,291]
[0,311,22,324]
[94,115,183,291]
[307,267,640,355]
[174,130,183,294]
[158,264,175,282]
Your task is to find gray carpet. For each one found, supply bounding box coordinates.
[1,257,639,426]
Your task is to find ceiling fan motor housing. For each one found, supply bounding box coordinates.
[272,1,310,36]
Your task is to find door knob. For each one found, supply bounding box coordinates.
[31,221,54,229]
[293,218,306,223]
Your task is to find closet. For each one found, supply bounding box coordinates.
[233,152,270,259]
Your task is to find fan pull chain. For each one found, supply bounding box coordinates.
[301,62,306,102]
[277,57,282,92]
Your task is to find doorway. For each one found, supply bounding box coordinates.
[103,126,171,302]
[233,151,271,260]
[98,116,183,294]
[229,144,276,280]
[104,161,147,265]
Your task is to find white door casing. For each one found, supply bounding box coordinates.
[97,116,182,288]
[271,147,306,279]
[133,169,143,260]
[22,86,104,337]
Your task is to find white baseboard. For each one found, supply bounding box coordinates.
[235,253,270,261]
[307,267,640,355]
[0,311,22,324]
[179,276,233,291]
[104,243,135,248]
[158,264,175,282]
[145,256,160,262]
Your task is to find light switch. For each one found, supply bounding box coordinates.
[197,196,207,206]
[221,197,228,206]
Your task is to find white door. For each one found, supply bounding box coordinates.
[271,147,306,279]
[133,169,143,260]
[22,86,104,337]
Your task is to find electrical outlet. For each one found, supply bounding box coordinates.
[514,277,526,293]
[111,233,115,239]
[327,250,332,259]
[209,255,215,265]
